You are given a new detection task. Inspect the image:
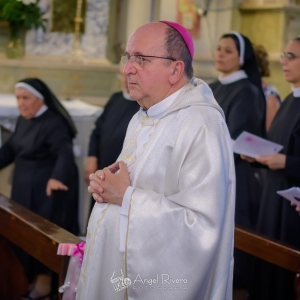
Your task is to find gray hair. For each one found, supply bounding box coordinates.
[164,27,193,79]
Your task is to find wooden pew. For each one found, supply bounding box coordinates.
[1,191,300,298]
[0,194,81,300]
[235,226,300,298]
[235,226,300,273]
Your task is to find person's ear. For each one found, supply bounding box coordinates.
[169,60,185,85]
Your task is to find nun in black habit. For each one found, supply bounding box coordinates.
[209,32,266,290]
[245,36,300,300]
[0,78,79,298]
[84,71,139,212]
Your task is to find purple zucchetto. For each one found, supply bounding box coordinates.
[159,20,194,59]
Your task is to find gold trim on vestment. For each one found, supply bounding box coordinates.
[124,188,135,300]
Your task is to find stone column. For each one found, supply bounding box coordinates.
[124,0,152,41]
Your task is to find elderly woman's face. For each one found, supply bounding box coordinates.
[214,38,240,75]
[15,88,44,119]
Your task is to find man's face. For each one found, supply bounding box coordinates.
[123,23,173,109]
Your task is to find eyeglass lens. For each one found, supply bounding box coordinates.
[121,55,143,69]
[280,52,298,60]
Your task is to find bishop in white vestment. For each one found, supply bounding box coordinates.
[76,21,235,300]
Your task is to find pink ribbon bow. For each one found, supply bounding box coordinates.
[73,242,85,266]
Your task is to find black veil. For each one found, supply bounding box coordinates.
[17,78,77,139]
[221,33,263,97]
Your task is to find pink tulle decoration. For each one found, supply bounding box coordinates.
[57,241,86,300]
[57,243,77,256]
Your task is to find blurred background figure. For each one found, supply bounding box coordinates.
[245,36,300,300]
[293,202,300,214]
[0,78,79,299]
[254,44,281,131]
[209,31,265,298]
[84,68,140,211]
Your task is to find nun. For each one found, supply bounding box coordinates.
[0,78,79,298]
[84,70,140,181]
[84,68,140,213]
[253,44,281,131]
[243,36,300,300]
[209,32,266,293]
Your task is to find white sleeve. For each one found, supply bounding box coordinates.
[119,186,135,253]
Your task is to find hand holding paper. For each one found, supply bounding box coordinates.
[233,131,283,158]
[255,154,286,170]
[277,187,300,206]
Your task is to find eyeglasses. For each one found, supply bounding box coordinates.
[280,52,300,61]
[120,54,176,70]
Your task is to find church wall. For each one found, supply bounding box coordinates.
[0,0,299,101]
[0,0,119,107]
[121,0,300,98]
[0,54,119,106]
[125,0,152,42]
[233,2,300,98]
[26,0,109,58]
[126,0,233,82]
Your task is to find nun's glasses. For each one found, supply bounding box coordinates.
[121,54,176,70]
[280,52,300,61]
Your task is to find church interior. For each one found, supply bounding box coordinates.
[0,0,300,299]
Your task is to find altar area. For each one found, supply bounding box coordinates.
[0,0,122,233]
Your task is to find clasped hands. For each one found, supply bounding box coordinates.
[241,153,286,170]
[88,161,130,206]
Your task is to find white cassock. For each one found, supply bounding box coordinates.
[76,78,235,300]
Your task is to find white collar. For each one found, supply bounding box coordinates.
[33,105,48,118]
[218,70,248,85]
[122,90,134,101]
[141,86,184,119]
[292,86,300,98]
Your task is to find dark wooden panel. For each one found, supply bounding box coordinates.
[0,236,28,300]
[2,191,300,296]
[235,226,300,273]
[0,194,81,274]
